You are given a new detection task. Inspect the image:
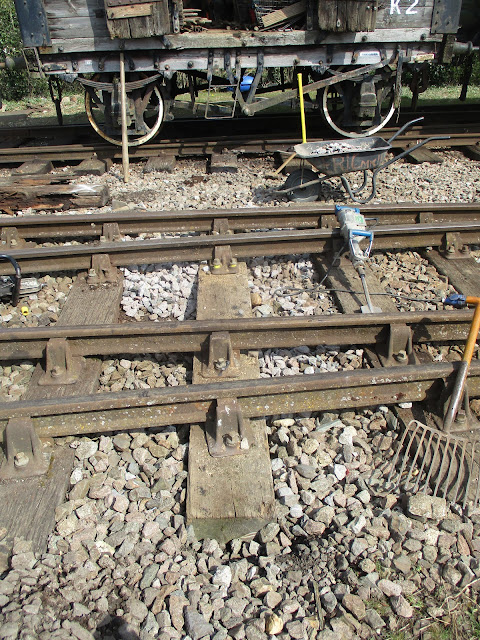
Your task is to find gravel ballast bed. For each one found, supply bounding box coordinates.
[1,413,479,640]
[1,150,480,639]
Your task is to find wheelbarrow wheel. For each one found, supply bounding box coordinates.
[284,169,319,202]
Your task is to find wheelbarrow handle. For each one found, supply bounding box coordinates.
[275,176,326,195]
[374,135,451,175]
[0,254,21,307]
[387,117,424,144]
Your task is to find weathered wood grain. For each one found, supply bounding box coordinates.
[107,3,152,19]
[0,183,110,213]
[0,273,123,569]
[426,252,480,297]
[105,0,170,37]
[260,0,306,28]
[187,263,276,543]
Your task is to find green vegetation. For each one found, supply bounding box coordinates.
[384,631,407,640]
[0,0,46,100]
[406,594,427,613]
[428,625,452,640]
[428,58,480,87]
[469,607,480,638]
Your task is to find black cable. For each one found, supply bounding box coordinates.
[275,284,446,304]
[272,221,446,305]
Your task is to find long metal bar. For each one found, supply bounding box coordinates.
[2,222,480,275]
[1,362,480,437]
[0,310,473,361]
[2,203,480,240]
[119,51,130,184]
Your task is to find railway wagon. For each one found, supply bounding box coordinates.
[12,0,467,144]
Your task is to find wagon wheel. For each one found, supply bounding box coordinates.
[85,73,164,147]
[284,169,319,202]
[321,73,396,138]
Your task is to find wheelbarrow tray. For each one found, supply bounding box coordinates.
[294,137,391,178]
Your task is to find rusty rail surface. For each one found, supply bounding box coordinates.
[1,362,479,438]
[0,121,478,164]
[2,203,480,241]
[1,222,480,275]
[0,310,474,361]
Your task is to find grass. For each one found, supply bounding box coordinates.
[385,632,407,640]
[365,598,391,617]
[406,594,427,613]
[469,607,480,638]
[428,625,452,640]
[375,559,389,579]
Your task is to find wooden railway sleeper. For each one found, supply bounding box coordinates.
[205,397,251,458]
[0,418,50,480]
[38,337,85,386]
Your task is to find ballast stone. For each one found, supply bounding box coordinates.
[407,494,447,520]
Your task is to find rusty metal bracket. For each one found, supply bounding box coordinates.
[210,219,237,274]
[212,218,230,235]
[205,397,251,457]
[443,232,470,259]
[100,222,122,243]
[0,418,50,480]
[0,227,27,249]
[201,331,239,378]
[38,337,85,386]
[319,214,337,229]
[377,323,418,367]
[87,254,120,284]
[418,211,434,224]
[435,384,480,434]
[211,245,238,275]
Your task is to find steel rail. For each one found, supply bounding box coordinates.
[2,106,479,142]
[0,123,478,164]
[2,361,479,437]
[2,203,480,240]
[0,310,473,361]
[1,221,480,275]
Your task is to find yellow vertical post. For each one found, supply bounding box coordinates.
[297,72,307,144]
[119,51,129,184]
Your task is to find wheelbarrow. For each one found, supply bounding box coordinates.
[276,117,449,204]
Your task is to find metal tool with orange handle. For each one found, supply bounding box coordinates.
[388,294,480,509]
[443,294,480,430]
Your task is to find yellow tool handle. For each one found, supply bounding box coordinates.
[297,72,307,144]
[463,296,480,364]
